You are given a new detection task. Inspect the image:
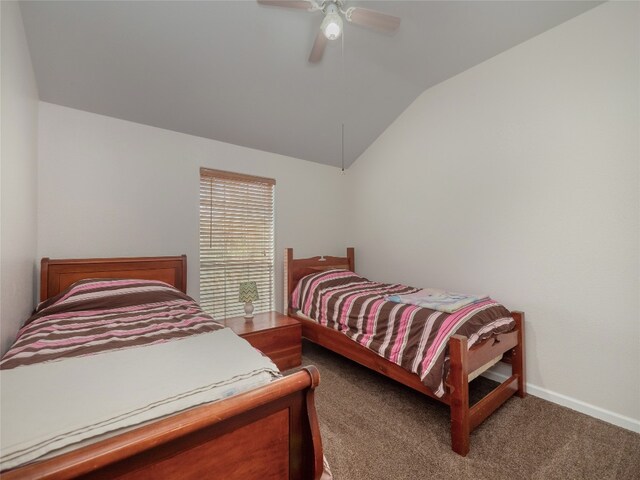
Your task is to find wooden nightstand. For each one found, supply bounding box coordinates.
[222,311,301,370]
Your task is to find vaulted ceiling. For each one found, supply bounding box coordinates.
[20,1,601,168]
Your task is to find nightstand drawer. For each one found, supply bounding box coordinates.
[243,325,301,370]
[243,324,298,352]
[222,312,302,371]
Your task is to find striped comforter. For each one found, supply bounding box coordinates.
[0,279,223,370]
[292,270,514,397]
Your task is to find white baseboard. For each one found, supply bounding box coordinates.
[481,370,640,434]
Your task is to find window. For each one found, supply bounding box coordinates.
[199,167,275,319]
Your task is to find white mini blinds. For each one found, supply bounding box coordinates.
[199,168,275,320]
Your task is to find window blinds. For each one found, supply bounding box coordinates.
[199,168,275,320]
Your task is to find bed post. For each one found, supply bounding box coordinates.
[511,311,526,398]
[347,247,355,272]
[449,334,470,456]
[40,258,50,302]
[180,254,187,294]
[285,248,294,315]
[302,366,324,480]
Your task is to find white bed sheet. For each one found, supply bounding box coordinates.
[0,328,279,471]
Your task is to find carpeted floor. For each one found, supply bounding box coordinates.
[297,340,640,480]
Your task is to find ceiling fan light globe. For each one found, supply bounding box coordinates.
[321,13,342,40]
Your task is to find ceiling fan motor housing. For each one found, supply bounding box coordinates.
[321,3,343,40]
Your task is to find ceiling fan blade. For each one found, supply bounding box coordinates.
[345,7,401,32]
[308,30,327,63]
[257,0,315,11]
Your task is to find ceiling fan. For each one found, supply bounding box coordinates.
[257,0,401,63]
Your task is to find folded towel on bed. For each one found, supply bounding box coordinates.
[385,288,488,313]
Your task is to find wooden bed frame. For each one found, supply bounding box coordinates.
[4,256,324,480]
[285,248,526,457]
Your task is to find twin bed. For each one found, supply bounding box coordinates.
[1,249,526,477]
[1,256,323,479]
[285,248,526,457]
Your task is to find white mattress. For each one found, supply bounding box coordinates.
[0,329,279,471]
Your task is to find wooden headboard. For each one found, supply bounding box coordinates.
[284,248,354,314]
[40,255,187,302]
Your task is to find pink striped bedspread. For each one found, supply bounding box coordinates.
[292,270,515,397]
[0,279,223,370]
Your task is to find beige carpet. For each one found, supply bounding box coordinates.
[298,340,640,480]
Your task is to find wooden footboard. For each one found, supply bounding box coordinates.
[449,311,526,456]
[2,367,324,480]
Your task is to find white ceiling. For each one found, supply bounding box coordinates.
[20,0,601,168]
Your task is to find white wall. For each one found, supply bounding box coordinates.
[1,2,39,355]
[347,2,640,427]
[37,102,349,312]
